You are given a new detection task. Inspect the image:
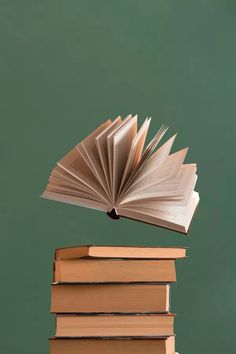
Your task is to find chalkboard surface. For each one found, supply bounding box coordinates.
[0,1,235,354]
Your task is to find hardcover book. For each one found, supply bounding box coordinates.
[54,259,176,283]
[55,314,174,337]
[50,337,176,354]
[42,115,199,233]
[51,283,170,313]
[55,245,187,260]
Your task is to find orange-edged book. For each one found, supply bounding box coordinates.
[50,336,176,354]
[51,283,170,313]
[55,245,187,260]
[54,259,176,283]
[55,314,175,337]
[42,115,199,234]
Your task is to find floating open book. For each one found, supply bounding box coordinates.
[42,115,199,233]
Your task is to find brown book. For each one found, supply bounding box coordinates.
[50,336,175,354]
[55,314,174,337]
[51,283,170,313]
[42,115,199,234]
[55,245,187,260]
[54,259,176,283]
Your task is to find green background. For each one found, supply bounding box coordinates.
[0,1,235,353]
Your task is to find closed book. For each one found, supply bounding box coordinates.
[50,336,175,354]
[54,259,176,283]
[55,314,174,337]
[51,283,170,313]
[55,245,187,260]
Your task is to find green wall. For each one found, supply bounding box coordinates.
[0,1,235,353]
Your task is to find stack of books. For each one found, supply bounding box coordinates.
[50,245,186,354]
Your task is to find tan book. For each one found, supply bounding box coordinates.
[51,283,170,313]
[50,336,175,354]
[55,314,174,337]
[55,245,187,260]
[54,259,176,283]
[42,115,199,234]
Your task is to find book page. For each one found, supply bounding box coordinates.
[76,120,111,196]
[47,183,101,203]
[119,175,197,207]
[144,134,177,172]
[42,191,109,212]
[121,125,168,196]
[46,184,100,202]
[52,166,95,195]
[75,119,111,176]
[134,125,168,171]
[117,191,199,233]
[120,164,196,204]
[48,175,100,200]
[122,148,189,201]
[58,148,109,203]
[128,134,177,190]
[107,115,132,191]
[112,115,138,203]
[118,118,151,197]
[49,176,96,198]
[95,117,122,194]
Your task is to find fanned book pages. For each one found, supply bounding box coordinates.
[42,115,199,233]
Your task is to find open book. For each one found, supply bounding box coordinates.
[42,115,199,233]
